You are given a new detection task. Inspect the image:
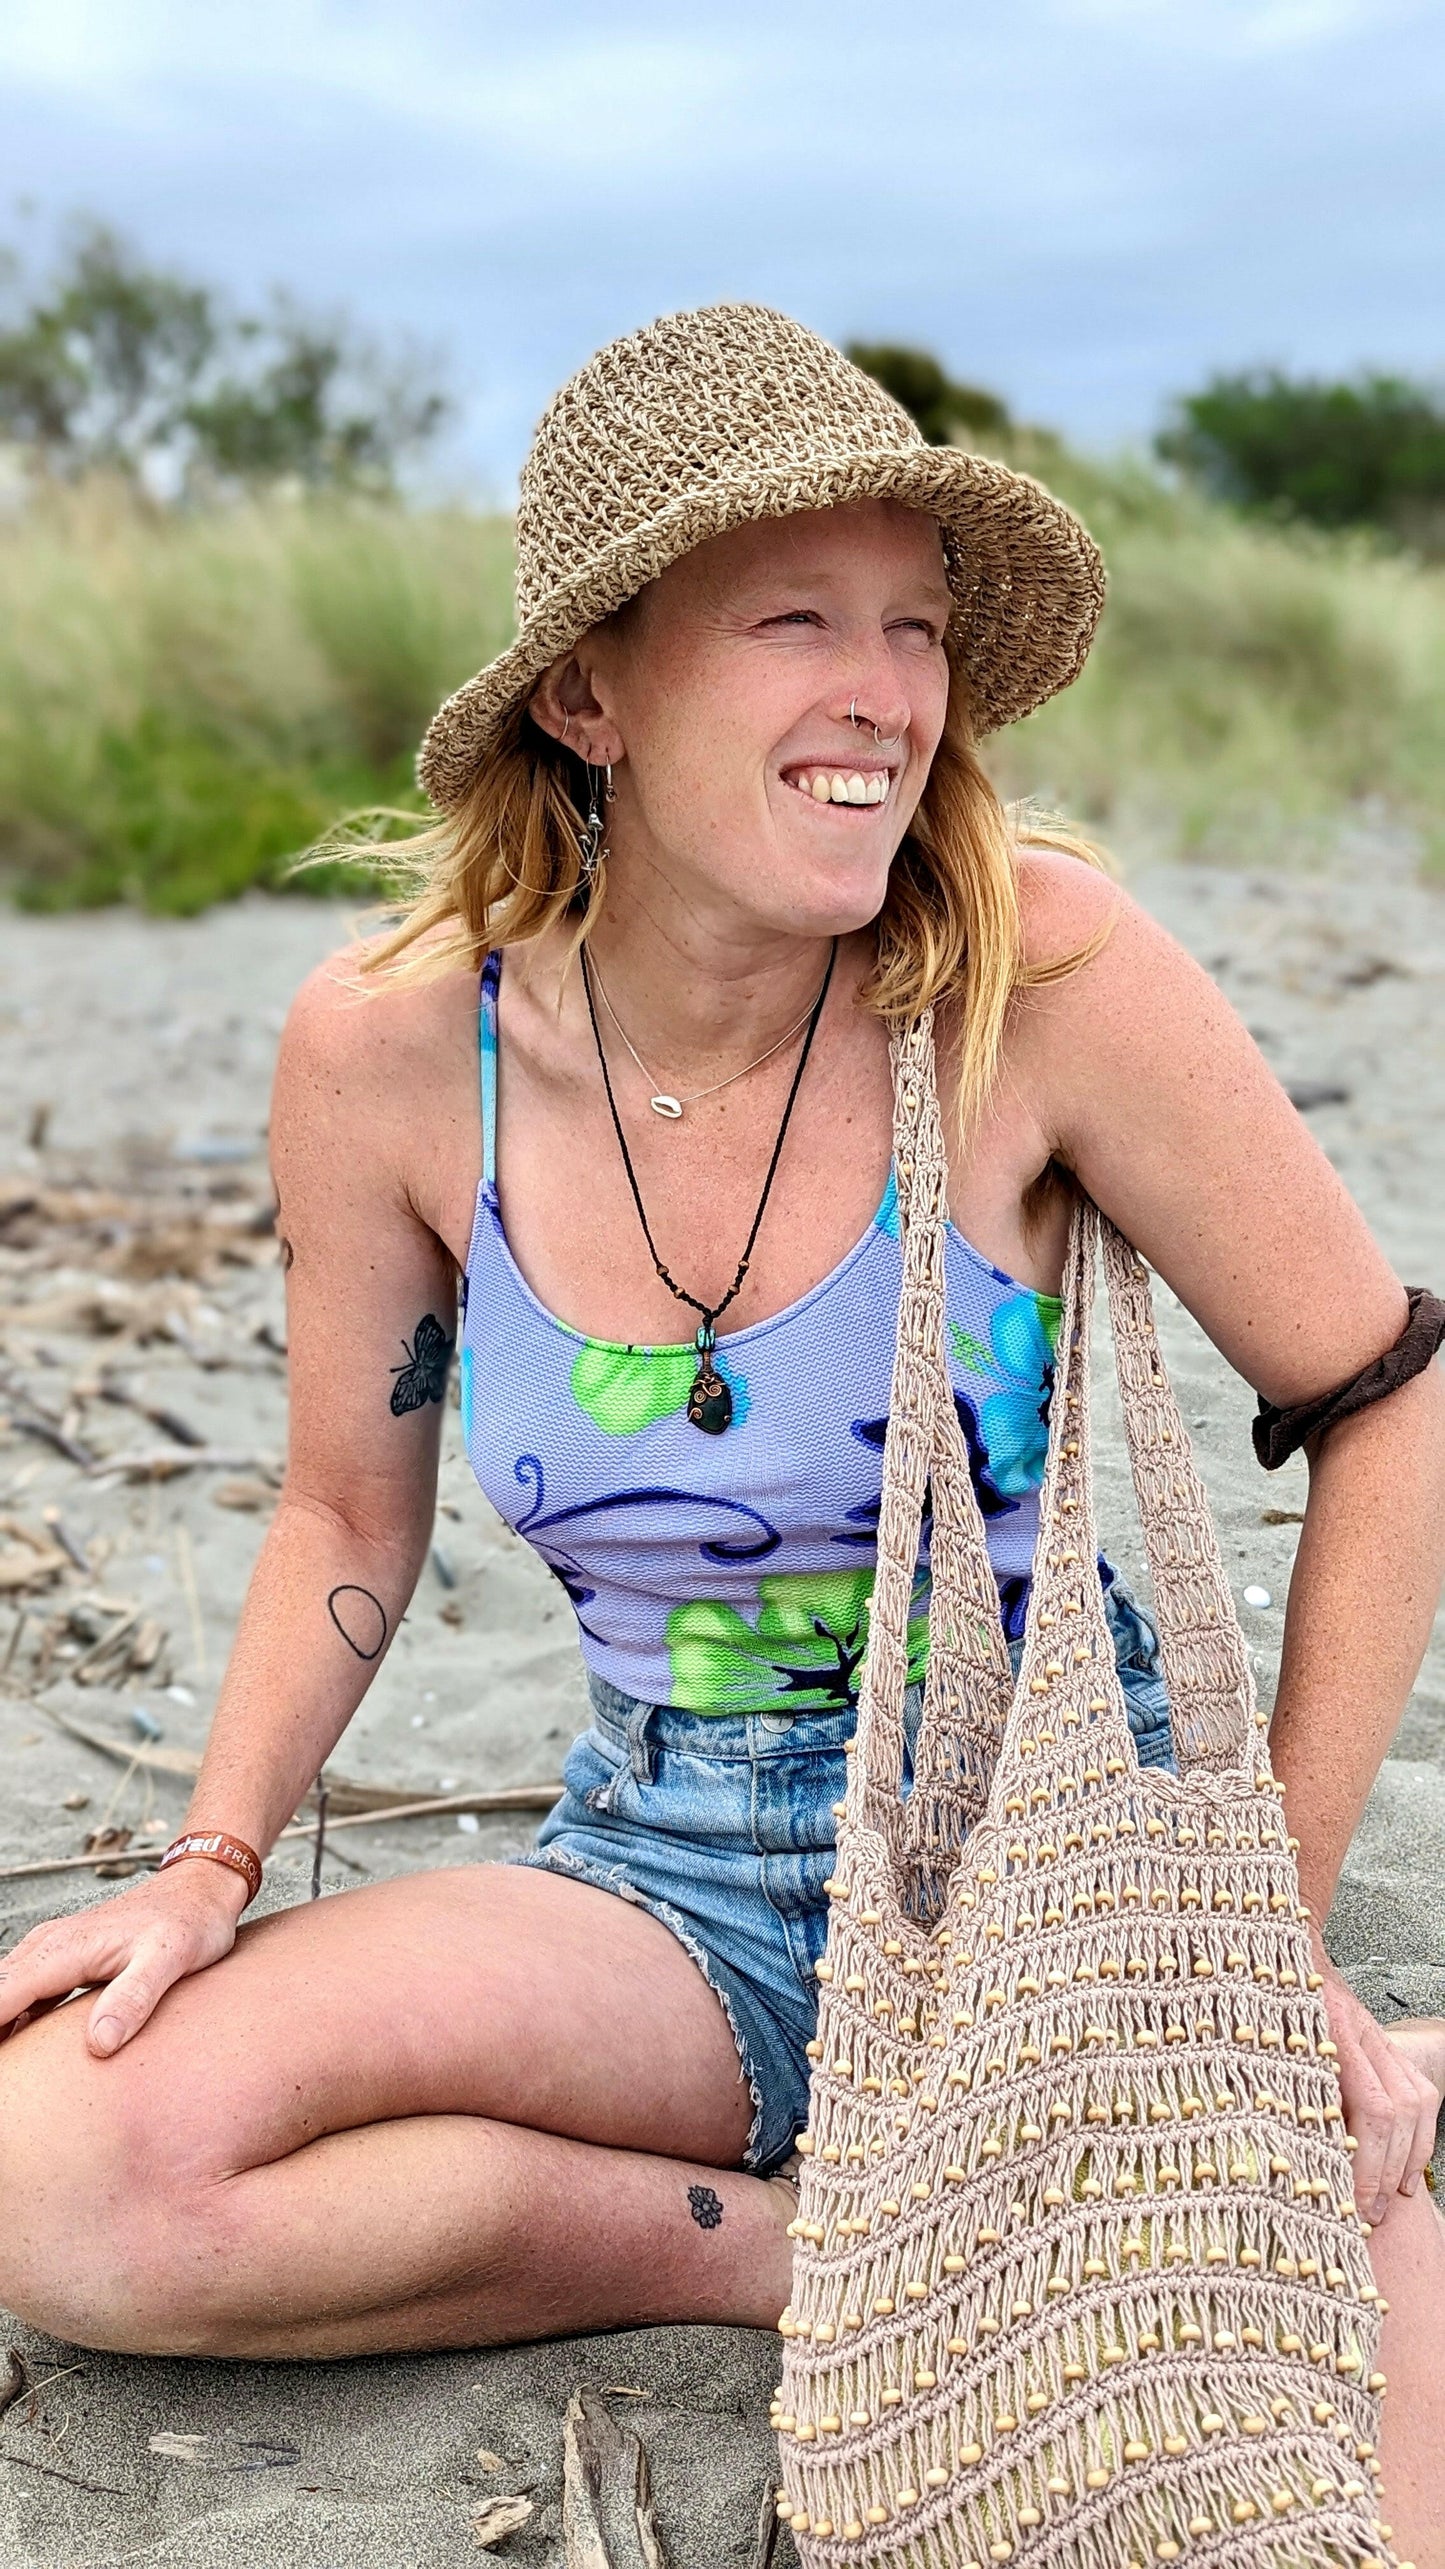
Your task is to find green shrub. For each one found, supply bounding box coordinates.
[988,481,1445,865]
[0,484,512,911]
[845,343,1011,447]
[1157,369,1445,540]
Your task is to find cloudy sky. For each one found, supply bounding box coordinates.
[3,0,1440,494]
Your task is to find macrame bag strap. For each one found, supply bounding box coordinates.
[982,1196,1260,1801]
[845,1011,959,1844]
[1092,1216,1258,1772]
[846,1015,1259,1859]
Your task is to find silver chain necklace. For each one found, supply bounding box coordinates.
[584,948,832,1120]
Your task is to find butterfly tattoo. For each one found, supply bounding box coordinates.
[389,1312,455,1416]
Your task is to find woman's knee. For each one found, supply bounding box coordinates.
[0,2004,236,2353]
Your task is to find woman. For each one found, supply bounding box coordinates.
[2,302,1443,2541]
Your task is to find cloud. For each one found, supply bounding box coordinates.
[1050,0,1420,46]
[1,0,1441,482]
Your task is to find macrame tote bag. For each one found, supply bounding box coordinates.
[774,1012,1398,2569]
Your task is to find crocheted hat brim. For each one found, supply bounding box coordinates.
[417,441,1105,814]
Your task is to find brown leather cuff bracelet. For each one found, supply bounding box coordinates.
[1254,1284,1445,1470]
[158,1830,263,1907]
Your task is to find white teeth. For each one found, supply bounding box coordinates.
[793,769,889,803]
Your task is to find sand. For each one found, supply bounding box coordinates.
[1,844,1443,2566]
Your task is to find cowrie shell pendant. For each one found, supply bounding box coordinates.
[650,1093,684,1119]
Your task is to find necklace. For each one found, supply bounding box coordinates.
[579,938,837,1434]
[585,949,829,1119]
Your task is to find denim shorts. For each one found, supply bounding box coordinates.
[519,1579,1175,2175]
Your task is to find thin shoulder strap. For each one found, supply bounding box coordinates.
[478,950,502,1192]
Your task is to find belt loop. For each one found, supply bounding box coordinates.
[624,1697,656,1784]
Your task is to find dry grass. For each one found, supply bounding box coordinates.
[1,466,1442,911]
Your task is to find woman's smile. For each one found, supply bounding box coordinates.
[780,764,897,807]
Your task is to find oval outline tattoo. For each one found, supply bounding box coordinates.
[327,1584,388,1661]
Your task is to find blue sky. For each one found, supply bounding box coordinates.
[3,0,1441,495]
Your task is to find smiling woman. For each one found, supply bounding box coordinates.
[2,300,1444,2569]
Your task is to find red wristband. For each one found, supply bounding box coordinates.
[158,1830,263,1907]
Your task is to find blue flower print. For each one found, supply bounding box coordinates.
[837,1392,1019,1550]
[979,1292,1061,1497]
[997,1573,1032,1643]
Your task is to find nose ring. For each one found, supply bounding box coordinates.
[874,723,904,747]
[849,697,860,729]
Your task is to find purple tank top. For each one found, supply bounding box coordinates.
[460,951,1071,1715]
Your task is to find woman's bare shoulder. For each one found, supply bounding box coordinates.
[278,934,478,1106]
[1014,840,1129,971]
[1009,843,1214,1049]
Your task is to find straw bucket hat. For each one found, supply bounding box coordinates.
[417,302,1105,812]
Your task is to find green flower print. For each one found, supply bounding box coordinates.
[570,1339,750,1436]
[667,1567,929,1714]
[949,1320,993,1374]
[571,1341,696,1435]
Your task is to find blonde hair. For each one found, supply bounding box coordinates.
[345,655,1111,1134]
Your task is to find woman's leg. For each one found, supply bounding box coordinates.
[1363,2184,1445,2568]
[1367,2020,1445,2568]
[0,1863,794,2360]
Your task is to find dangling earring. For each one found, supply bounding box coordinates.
[577,760,613,880]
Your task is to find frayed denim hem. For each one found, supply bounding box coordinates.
[510,1843,784,2175]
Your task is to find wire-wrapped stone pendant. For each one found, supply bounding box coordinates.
[686,1321,733,1434]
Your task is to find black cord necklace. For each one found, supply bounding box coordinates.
[579,939,838,1434]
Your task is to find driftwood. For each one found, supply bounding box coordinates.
[86,1444,282,1484]
[563,2388,670,2569]
[0,1367,96,1469]
[749,2479,784,2569]
[0,1787,565,1886]
[32,1702,552,1818]
[472,2493,535,2549]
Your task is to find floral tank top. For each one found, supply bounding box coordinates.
[459,951,1072,1717]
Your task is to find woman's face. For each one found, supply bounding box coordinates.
[543,499,954,942]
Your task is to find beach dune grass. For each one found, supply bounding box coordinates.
[0,485,513,911]
[1,470,1443,912]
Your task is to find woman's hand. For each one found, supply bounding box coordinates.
[1316,1946,1441,2223]
[0,1862,250,2059]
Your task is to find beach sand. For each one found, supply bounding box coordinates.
[2,845,1443,2565]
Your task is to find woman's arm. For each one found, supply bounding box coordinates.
[0,951,467,2055]
[180,953,461,1853]
[1011,855,1445,2211]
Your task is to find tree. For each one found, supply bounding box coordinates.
[0,220,448,494]
[0,225,215,473]
[183,299,447,492]
[845,342,1011,447]
[1156,369,1445,536]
